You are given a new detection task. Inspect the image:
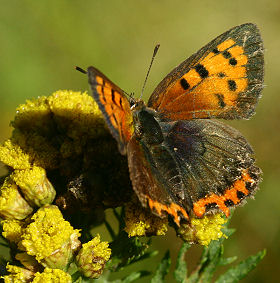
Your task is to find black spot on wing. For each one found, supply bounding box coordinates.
[119,96,124,110]
[228,80,237,91]
[215,94,226,108]
[101,86,106,102]
[224,199,234,207]
[236,190,246,200]
[213,48,219,54]
[111,89,116,104]
[112,113,118,126]
[180,78,190,90]
[245,181,253,191]
[194,64,209,78]
[218,72,226,78]
[229,58,237,66]
[205,202,218,211]
[223,50,231,59]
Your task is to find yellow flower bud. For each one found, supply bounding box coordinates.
[19,205,81,270]
[76,234,111,279]
[15,253,40,273]
[2,264,34,283]
[0,177,33,220]
[11,166,56,207]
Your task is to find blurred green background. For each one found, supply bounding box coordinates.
[0,0,279,282]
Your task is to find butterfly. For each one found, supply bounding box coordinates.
[84,23,264,226]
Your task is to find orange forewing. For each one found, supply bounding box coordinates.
[148,24,264,121]
[155,40,247,118]
[88,67,134,154]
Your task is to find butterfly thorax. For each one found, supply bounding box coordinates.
[131,100,164,145]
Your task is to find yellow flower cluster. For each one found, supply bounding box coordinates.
[0,139,31,169]
[1,204,111,281]
[3,264,34,282]
[32,268,72,283]
[0,91,113,280]
[177,213,227,246]
[3,264,72,283]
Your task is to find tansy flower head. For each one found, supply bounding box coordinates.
[0,90,131,213]
[48,90,107,141]
[11,129,60,170]
[177,213,228,246]
[19,205,81,270]
[0,139,31,170]
[76,234,111,279]
[12,96,52,136]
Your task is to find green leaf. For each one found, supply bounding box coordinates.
[108,231,151,271]
[198,241,223,282]
[114,208,126,231]
[104,219,116,240]
[129,250,158,265]
[121,271,151,283]
[222,227,236,238]
[185,218,235,283]
[219,256,238,266]
[151,251,171,283]
[187,240,223,283]
[72,276,90,283]
[174,243,190,282]
[215,249,266,283]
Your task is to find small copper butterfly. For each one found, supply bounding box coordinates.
[84,23,264,226]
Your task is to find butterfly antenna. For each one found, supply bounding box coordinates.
[140,44,160,100]
[75,66,87,74]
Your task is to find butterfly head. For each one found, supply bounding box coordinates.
[131,102,163,145]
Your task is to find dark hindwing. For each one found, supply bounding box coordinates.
[88,66,133,155]
[127,136,189,225]
[162,119,261,217]
[148,23,264,120]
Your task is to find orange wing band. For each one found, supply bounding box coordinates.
[193,170,254,218]
[148,198,189,226]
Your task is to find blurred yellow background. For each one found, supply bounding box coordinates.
[0,1,279,282]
